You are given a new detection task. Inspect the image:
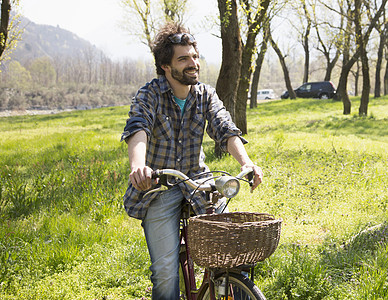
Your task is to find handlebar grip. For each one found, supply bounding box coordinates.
[151,170,161,179]
[247,170,254,184]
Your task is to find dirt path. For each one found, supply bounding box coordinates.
[0,99,280,118]
[0,109,75,117]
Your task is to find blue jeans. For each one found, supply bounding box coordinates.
[142,186,184,300]
[142,187,227,299]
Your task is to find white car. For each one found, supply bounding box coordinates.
[256,89,276,100]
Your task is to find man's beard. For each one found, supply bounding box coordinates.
[171,66,199,85]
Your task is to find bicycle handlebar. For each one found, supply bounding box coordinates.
[151,167,254,191]
[152,169,214,191]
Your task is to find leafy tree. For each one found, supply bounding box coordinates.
[120,0,188,52]
[0,0,11,59]
[216,0,242,122]
[28,57,56,87]
[373,10,387,98]
[214,0,242,157]
[250,21,270,109]
[235,0,270,134]
[385,46,388,95]
[334,0,387,115]
[270,28,296,100]
[313,0,343,82]
[290,0,312,84]
[0,0,22,64]
[7,60,31,89]
[163,0,186,22]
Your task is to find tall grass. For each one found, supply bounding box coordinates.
[0,98,387,299]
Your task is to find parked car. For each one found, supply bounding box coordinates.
[281,81,336,99]
[256,89,277,100]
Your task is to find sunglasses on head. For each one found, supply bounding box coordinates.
[168,33,195,44]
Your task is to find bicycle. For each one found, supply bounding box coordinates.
[146,168,282,299]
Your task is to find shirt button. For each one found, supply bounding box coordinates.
[177,158,181,162]
[178,140,182,144]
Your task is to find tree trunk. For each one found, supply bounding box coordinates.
[302,5,311,84]
[250,26,270,109]
[355,0,370,116]
[336,70,352,114]
[215,0,242,157]
[354,61,360,96]
[235,0,270,135]
[359,64,370,116]
[384,59,388,95]
[0,0,11,59]
[315,15,341,82]
[303,39,310,84]
[335,0,387,115]
[235,32,256,134]
[374,22,387,98]
[323,51,340,82]
[270,35,296,99]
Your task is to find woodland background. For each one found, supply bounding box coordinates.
[0,0,387,118]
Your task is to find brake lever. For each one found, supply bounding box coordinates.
[144,185,169,197]
[236,168,255,193]
[144,172,174,197]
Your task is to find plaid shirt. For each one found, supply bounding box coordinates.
[121,76,246,220]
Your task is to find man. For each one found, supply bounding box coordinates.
[121,22,263,299]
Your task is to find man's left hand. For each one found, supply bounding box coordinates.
[241,164,263,191]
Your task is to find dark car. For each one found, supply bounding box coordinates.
[281,81,336,99]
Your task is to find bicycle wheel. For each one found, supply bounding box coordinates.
[198,272,266,300]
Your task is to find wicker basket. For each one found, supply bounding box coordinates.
[187,212,282,269]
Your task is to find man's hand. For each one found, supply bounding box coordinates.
[129,166,153,191]
[226,136,263,191]
[241,164,263,191]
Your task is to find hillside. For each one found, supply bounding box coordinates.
[10,15,105,64]
[0,16,137,112]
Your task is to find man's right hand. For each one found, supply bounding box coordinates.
[127,130,152,191]
[129,166,153,191]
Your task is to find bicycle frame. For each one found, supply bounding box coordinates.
[179,205,214,299]
[150,168,257,299]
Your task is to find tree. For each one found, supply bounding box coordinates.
[0,0,21,63]
[0,0,11,59]
[215,0,242,157]
[334,0,387,115]
[374,12,387,98]
[28,57,56,87]
[384,48,388,95]
[250,21,270,109]
[313,0,343,82]
[350,60,361,96]
[120,0,187,52]
[270,30,296,100]
[83,46,97,84]
[120,0,154,50]
[6,60,31,89]
[290,0,312,84]
[235,0,271,134]
[163,0,186,22]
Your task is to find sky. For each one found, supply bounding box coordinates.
[18,0,222,63]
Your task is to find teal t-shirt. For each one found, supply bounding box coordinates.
[173,96,186,116]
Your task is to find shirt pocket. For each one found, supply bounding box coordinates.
[153,114,172,141]
[190,113,205,138]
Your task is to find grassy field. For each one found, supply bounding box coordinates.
[1,97,387,299]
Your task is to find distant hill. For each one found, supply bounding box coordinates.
[10,15,105,64]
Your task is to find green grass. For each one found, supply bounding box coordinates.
[1,97,387,299]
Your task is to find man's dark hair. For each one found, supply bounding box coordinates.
[152,22,198,76]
